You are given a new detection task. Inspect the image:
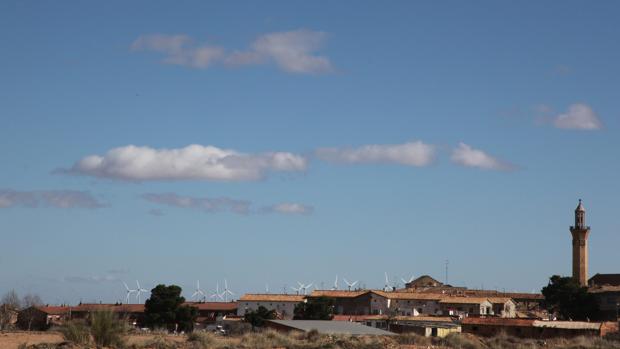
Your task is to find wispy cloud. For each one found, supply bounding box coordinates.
[60,144,307,182]
[262,203,314,215]
[142,193,313,216]
[0,189,105,209]
[64,274,120,284]
[553,103,602,130]
[132,29,332,74]
[451,143,515,171]
[131,34,224,68]
[142,193,252,215]
[315,141,436,167]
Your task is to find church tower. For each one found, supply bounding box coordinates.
[570,199,590,286]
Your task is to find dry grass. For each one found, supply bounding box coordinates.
[2,329,620,349]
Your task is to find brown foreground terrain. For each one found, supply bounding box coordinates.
[1,330,620,349]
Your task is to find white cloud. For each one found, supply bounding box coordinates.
[247,30,332,73]
[142,193,313,216]
[265,203,314,215]
[63,144,307,181]
[131,34,224,68]
[315,141,436,166]
[451,143,514,171]
[0,189,104,209]
[132,29,332,74]
[553,103,602,130]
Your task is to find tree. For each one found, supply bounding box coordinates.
[293,297,334,320]
[541,275,599,320]
[22,294,43,308]
[244,306,276,329]
[1,290,21,330]
[144,284,197,332]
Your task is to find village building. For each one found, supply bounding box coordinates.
[237,294,305,320]
[390,316,461,337]
[16,306,71,330]
[186,302,238,326]
[438,297,493,317]
[487,297,517,318]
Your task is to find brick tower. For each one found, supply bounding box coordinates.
[570,199,590,286]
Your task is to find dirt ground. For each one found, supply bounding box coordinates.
[0,331,186,349]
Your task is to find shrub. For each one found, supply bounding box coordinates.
[187,331,216,348]
[59,319,91,345]
[90,310,127,348]
[142,335,178,349]
[442,333,485,349]
[395,332,433,346]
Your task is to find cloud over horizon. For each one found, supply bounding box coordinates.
[142,192,313,216]
[553,103,602,130]
[315,141,436,166]
[62,144,307,182]
[132,29,332,74]
[0,189,105,209]
[451,143,514,171]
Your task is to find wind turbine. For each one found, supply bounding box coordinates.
[401,275,415,287]
[135,280,148,304]
[123,282,137,304]
[384,272,392,292]
[291,283,303,295]
[222,280,234,302]
[210,282,224,302]
[331,275,339,290]
[343,278,358,291]
[302,283,313,295]
[192,280,206,301]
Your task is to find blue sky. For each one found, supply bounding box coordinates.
[1,0,619,304]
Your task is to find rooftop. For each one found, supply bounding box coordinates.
[239,294,306,302]
[267,320,395,336]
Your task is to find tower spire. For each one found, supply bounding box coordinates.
[570,199,590,287]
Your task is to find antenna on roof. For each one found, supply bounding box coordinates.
[445,260,449,285]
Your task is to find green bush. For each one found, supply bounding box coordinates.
[90,310,127,348]
[59,319,91,345]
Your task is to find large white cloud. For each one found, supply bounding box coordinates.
[64,144,307,181]
[451,143,514,171]
[132,29,332,74]
[0,189,104,209]
[554,103,602,130]
[315,141,436,166]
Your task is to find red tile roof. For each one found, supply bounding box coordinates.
[36,306,71,315]
[185,302,238,311]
